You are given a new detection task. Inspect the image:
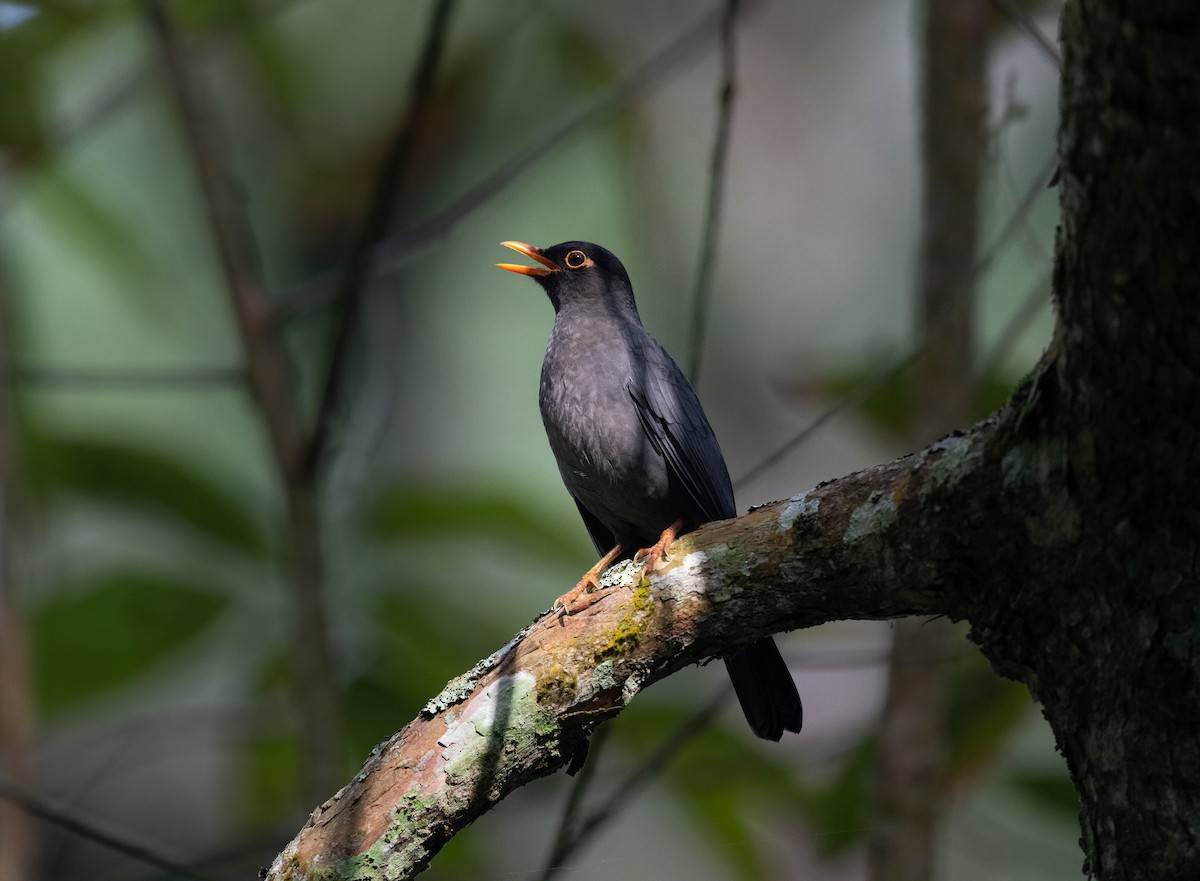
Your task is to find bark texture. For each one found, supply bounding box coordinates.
[267,2,1200,878]
[1031,3,1200,878]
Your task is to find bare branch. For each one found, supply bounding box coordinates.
[0,777,213,881]
[554,688,730,870]
[686,0,742,386]
[988,0,1061,69]
[272,6,730,322]
[0,363,244,390]
[140,0,340,802]
[265,413,1026,880]
[140,0,304,471]
[305,0,459,474]
[734,150,1054,489]
[536,722,611,881]
[973,266,1052,389]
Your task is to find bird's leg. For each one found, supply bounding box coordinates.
[633,519,684,574]
[554,543,623,616]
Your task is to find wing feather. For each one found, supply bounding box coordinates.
[627,339,736,522]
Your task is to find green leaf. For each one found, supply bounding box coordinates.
[0,4,109,157]
[366,482,589,567]
[347,590,513,755]
[33,570,228,715]
[25,433,269,556]
[30,165,163,303]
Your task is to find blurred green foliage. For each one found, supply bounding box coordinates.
[25,431,268,555]
[32,569,227,715]
[0,0,1071,879]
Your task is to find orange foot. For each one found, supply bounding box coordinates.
[554,544,623,618]
[633,519,684,575]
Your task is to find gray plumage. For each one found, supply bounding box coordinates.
[501,240,802,740]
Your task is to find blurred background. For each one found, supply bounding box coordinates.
[0,0,1074,879]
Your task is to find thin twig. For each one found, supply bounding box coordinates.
[536,723,611,881]
[273,5,731,322]
[987,0,1061,69]
[0,777,214,881]
[687,0,742,386]
[0,363,244,389]
[973,265,1052,390]
[305,0,458,474]
[733,344,924,489]
[733,152,1056,490]
[537,688,731,880]
[0,0,304,200]
[533,638,961,880]
[141,0,340,803]
[140,0,303,471]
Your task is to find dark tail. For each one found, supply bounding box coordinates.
[723,637,803,741]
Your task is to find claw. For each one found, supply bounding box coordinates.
[553,571,602,618]
[633,519,683,575]
[553,543,622,619]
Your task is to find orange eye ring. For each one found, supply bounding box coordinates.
[564,249,587,269]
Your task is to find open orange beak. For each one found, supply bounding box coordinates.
[496,241,560,277]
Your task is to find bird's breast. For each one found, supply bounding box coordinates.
[538,318,669,509]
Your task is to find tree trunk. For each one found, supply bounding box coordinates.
[1008,3,1200,877]
[266,2,1200,878]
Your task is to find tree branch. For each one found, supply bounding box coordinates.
[305,0,458,474]
[0,363,244,390]
[686,0,741,386]
[267,4,1200,879]
[141,0,340,803]
[272,5,730,323]
[266,409,1030,880]
[0,777,213,881]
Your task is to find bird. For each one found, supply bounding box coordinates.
[496,239,802,741]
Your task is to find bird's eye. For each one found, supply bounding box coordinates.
[564,249,588,269]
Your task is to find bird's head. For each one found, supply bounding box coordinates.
[497,240,638,316]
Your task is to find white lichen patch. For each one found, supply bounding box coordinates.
[920,433,976,496]
[844,490,898,544]
[437,672,536,765]
[780,492,819,531]
[621,670,646,705]
[422,629,529,716]
[584,659,617,697]
[598,558,645,589]
[653,550,711,598]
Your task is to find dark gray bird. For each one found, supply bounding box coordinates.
[497,240,802,740]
